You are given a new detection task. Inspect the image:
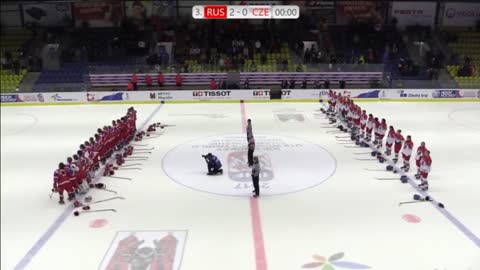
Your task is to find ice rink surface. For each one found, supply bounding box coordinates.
[1,101,479,270]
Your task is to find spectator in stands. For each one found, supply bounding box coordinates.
[251,61,258,72]
[176,73,183,87]
[161,51,169,67]
[127,81,134,91]
[132,73,138,90]
[145,74,153,87]
[296,64,303,72]
[301,80,307,89]
[243,46,249,59]
[304,48,311,64]
[323,80,330,89]
[358,55,366,65]
[210,79,217,90]
[157,72,165,87]
[317,51,323,64]
[281,80,288,89]
[0,56,6,69]
[281,59,288,72]
[367,49,375,63]
[261,52,267,65]
[329,54,337,64]
[225,57,232,70]
[289,79,295,89]
[244,78,250,89]
[219,57,225,71]
[221,80,227,90]
[313,81,321,89]
[255,40,262,53]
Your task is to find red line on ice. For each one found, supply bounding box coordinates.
[241,100,268,270]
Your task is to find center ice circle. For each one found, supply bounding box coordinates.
[162,134,336,196]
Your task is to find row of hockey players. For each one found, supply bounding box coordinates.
[326,91,432,191]
[52,107,137,204]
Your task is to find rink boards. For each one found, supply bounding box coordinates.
[1,88,479,106]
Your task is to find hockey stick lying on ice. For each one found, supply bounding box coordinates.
[399,194,445,208]
[143,135,163,140]
[134,147,154,151]
[97,187,118,194]
[375,177,400,180]
[89,196,125,205]
[399,194,431,206]
[121,163,143,167]
[126,156,149,159]
[73,208,116,216]
[131,144,148,147]
[335,135,350,138]
[356,158,377,161]
[108,176,132,181]
[338,142,355,145]
[353,152,371,155]
[117,168,142,171]
[364,168,386,171]
[125,159,148,162]
[131,151,151,154]
[344,145,361,148]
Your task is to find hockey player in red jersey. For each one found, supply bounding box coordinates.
[66,157,79,192]
[415,142,428,178]
[365,114,374,142]
[374,118,387,149]
[419,150,432,191]
[53,163,75,204]
[385,126,396,156]
[360,110,368,138]
[393,129,405,163]
[401,135,414,172]
[73,154,89,193]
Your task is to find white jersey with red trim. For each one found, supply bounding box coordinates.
[402,140,413,156]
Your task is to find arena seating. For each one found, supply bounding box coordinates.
[0,30,31,59]
[446,31,480,88]
[35,63,87,84]
[87,72,383,88]
[0,30,31,92]
[0,69,28,93]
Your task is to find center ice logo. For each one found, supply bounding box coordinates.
[162,134,336,196]
[227,152,273,182]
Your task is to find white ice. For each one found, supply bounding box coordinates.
[1,101,479,270]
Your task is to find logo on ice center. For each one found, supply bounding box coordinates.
[162,134,336,196]
[301,252,371,269]
[98,231,187,270]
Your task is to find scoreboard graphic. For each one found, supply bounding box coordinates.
[192,5,299,19]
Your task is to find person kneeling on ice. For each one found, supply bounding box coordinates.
[202,153,223,175]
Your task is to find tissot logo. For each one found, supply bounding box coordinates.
[253,90,270,96]
[192,91,231,97]
[281,90,291,96]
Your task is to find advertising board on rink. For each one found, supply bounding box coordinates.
[2,89,479,104]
